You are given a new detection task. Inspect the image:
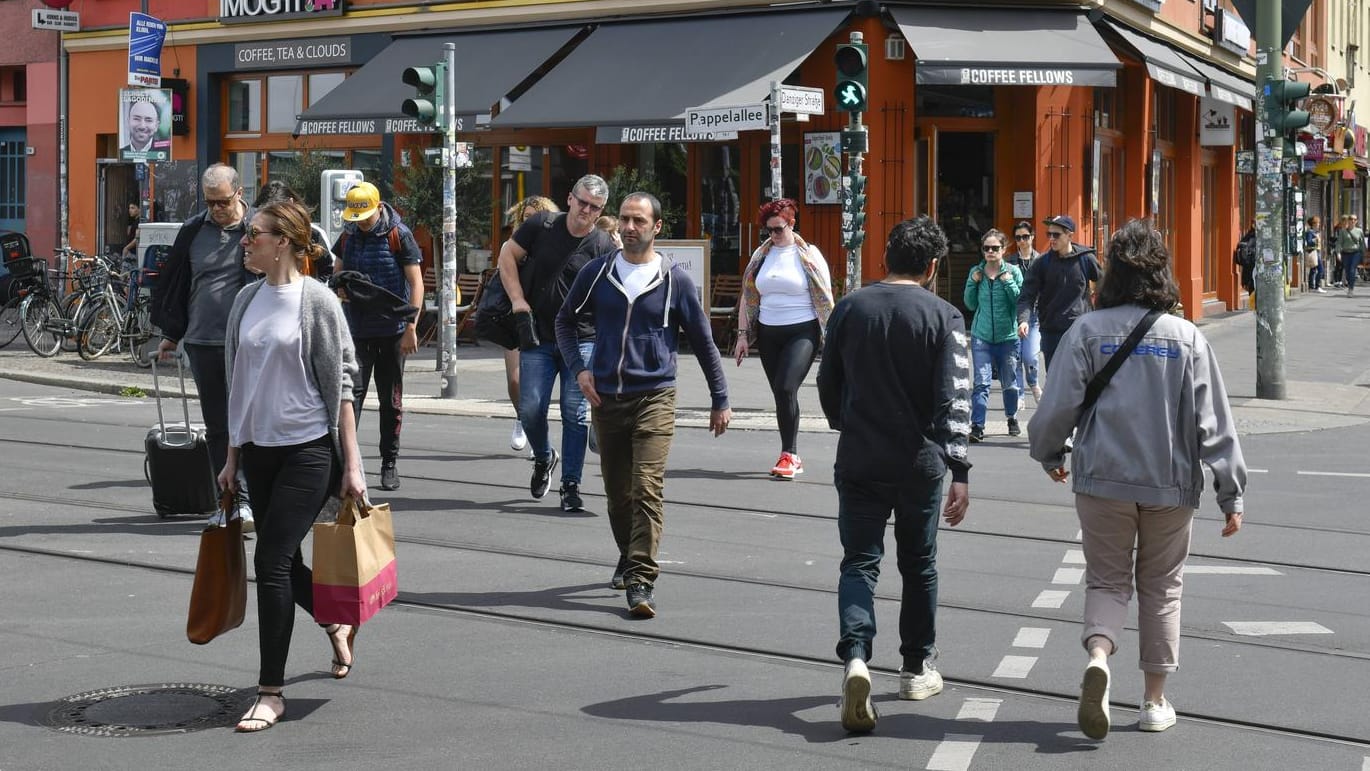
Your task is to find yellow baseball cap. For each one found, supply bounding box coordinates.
[342,181,380,222]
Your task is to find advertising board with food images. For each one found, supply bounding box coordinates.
[804,132,842,205]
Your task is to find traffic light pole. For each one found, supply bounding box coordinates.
[1254,0,1285,399]
[769,81,783,201]
[845,114,865,295]
[438,42,459,398]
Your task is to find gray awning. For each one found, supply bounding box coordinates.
[1099,21,1207,97]
[490,9,848,129]
[294,26,584,136]
[1176,52,1255,110]
[890,8,1121,87]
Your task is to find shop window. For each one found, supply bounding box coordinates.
[1098,141,1124,241]
[549,145,591,210]
[0,133,25,224]
[267,75,303,134]
[352,149,385,197]
[1094,88,1122,130]
[1157,155,1177,254]
[633,143,687,239]
[915,85,994,118]
[308,73,346,107]
[228,151,262,204]
[699,144,742,273]
[228,79,262,133]
[1153,89,1177,143]
[1202,161,1218,292]
[267,149,346,189]
[500,146,546,215]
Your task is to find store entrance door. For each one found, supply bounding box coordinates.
[918,129,995,313]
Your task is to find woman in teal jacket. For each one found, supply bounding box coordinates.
[963,229,1023,441]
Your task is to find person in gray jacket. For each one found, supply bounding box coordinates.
[1027,220,1245,741]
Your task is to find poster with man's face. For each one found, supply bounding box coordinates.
[119,88,173,163]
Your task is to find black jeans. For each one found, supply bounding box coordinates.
[757,320,820,455]
[1040,330,1066,372]
[182,343,229,475]
[352,334,405,461]
[836,473,944,671]
[240,435,337,688]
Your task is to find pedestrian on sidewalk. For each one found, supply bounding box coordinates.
[332,181,424,491]
[500,196,561,455]
[817,215,971,734]
[150,163,257,530]
[1028,219,1246,741]
[1338,214,1364,297]
[218,200,367,733]
[1304,216,1325,293]
[964,228,1023,441]
[1007,220,1043,401]
[556,192,731,618]
[1017,214,1102,370]
[734,198,834,479]
[497,176,616,512]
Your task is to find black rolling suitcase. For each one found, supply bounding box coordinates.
[144,355,218,518]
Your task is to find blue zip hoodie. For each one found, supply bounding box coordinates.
[555,252,729,411]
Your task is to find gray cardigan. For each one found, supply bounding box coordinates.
[223,278,359,467]
[1027,305,1246,514]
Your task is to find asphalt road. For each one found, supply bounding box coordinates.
[1,368,1368,770]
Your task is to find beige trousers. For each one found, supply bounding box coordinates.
[1076,493,1194,673]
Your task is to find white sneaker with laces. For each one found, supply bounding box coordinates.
[838,659,877,733]
[236,501,255,534]
[510,420,528,451]
[899,663,944,700]
[1078,659,1111,740]
[1139,698,1176,732]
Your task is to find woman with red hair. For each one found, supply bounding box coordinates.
[735,198,834,479]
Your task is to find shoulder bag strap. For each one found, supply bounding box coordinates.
[1079,308,1164,414]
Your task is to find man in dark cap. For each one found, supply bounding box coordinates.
[1015,214,1102,370]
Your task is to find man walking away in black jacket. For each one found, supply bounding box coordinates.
[1016,214,1102,370]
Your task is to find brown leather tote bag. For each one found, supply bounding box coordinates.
[186,491,247,645]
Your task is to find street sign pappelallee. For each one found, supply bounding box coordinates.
[778,86,825,115]
[32,8,80,31]
[685,104,769,134]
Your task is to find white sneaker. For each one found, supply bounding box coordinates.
[1139,697,1176,732]
[1315,287,1327,293]
[1078,659,1111,740]
[838,659,877,733]
[236,502,255,534]
[899,663,944,700]
[1031,384,1043,401]
[510,420,527,452]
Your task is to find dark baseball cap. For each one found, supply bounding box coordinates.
[1043,214,1076,233]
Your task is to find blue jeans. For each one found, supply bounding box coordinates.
[1015,314,1040,393]
[519,341,593,484]
[1344,252,1364,291]
[836,473,944,670]
[971,337,1020,427]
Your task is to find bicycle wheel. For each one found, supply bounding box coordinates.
[78,302,120,361]
[0,296,23,348]
[20,294,63,357]
[127,298,157,368]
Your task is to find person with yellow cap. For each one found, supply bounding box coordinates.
[331,181,424,491]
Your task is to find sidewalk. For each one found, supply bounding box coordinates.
[2,290,1369,435]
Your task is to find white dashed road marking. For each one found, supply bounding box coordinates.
[991,655,1037,679]
[926,734,983,771]
[955,698,1002,722]
[1031,590,1070,609]
[1297,470,1370,478]
[1012,628,1051,648]
[1062,549,1085,564]
[1223,621,1334,636]
[1051,567,1084,585]
[1184,565,1282,575]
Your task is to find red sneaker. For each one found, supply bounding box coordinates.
[771,452,803,479]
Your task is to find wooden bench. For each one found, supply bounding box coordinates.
[418,267,484,346]
[709,274,743,353]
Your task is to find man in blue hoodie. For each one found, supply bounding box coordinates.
[332,181,423,491]
[556,192,731,619]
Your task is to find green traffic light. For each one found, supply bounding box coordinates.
[833,42,869,113]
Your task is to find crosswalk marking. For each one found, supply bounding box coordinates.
[1032,590,1070,609]
[1052,567,1084,585]
[1184,565,1281,575]
[1062,549,1085,564]
[955,698,1002,722]
[1012,627,1051,649]
[927,734,983,771]
[1297,470,1370,478]
[992,655,1038,679]
[1073,529,1082,541]
[1223,621,1334,636]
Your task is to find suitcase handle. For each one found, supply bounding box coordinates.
[151,351,197,448]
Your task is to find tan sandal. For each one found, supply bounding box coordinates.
[235,690,285,733]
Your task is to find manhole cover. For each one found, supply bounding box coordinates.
[42,683,249,737]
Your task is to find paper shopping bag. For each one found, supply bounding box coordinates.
[312,496,398,626]
[186,491,247,644]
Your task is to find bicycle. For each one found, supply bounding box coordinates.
[77,262,158,366]
[20,249,119,357]
[1,258,45,348]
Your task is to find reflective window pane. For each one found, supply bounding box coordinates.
[636,143,687,239]
[309,72,346,107]
[267,75,303,134]
[228,151,261,206]
[699,143,742,274]
[227,80,261,133]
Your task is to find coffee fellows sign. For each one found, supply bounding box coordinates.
[220,0,345,24]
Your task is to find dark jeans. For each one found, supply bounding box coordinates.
[240,435,338,688]
[353,334,405,461]
[757,319,820,454]
[182,343,229,476]
[1040,330,1066,371]
[1343,252,1364,291]
[836,473,945,670]
[519,340,594,484]
[594,387,676,587]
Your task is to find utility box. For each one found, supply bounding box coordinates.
[138,222,182,296]
[320,170,365,249]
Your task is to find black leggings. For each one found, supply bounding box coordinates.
[240,435,338,688]
[757,319,821,454]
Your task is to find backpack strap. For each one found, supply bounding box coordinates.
[1080,309,1164,414]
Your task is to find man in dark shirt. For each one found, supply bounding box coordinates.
[1016,214,1102,369]
[817,214,971,734]
[497,174,615,512]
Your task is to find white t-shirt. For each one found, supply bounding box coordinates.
[228,279,330,448]
[614,252,663,302]
[755,244,818,326]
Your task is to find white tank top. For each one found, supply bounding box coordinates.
[228,280,330,448]
[755,244,816,326]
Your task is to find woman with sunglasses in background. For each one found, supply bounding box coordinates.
[1007,221,1043,401]
[963,229,1023,442]
[735,198,834,479]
